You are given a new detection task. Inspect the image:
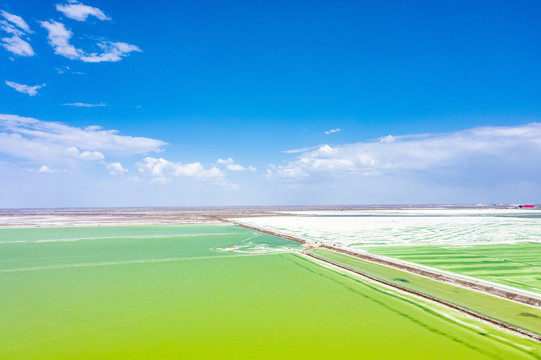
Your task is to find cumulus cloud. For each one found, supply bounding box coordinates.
[40,20,141,62]
[268,123,541,181]
[137,157,224,182]
[5,81,45,96]
[325,128,341,135]
[0,114,166,165]
[107,162,128,175]
[0,11,34,56]
[62,102,107,107]
[56,1,111,22]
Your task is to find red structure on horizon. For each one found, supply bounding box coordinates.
[519,205,535,208]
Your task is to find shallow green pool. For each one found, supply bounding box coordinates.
[308,248,541,336]
[0,225,539,359]
[364,242,541,294]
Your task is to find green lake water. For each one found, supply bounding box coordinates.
[1,225,539,359]
[364,243,541,294]
[308,248,541,336]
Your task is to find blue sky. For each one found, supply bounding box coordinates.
[0,0,540,207]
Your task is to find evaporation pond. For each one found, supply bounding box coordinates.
[0,225,539,359]
[365,242,541,294]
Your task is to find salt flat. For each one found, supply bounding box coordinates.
[236,209,541,247]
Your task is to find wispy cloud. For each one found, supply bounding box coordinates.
[268,123,541,182]
[0,11,34,56]
[62,102,107,107]
[56,1,111,22]
[80,41,141,63]
[40,20,141,62]
[325,128,341,134]
[281,145,323,154]
[137,157,224,183]
[39,20,78,58]
[0,114,166,165]
[1,35,34,56]
[5,81,45,96]
[1,10,31,33]
[226,164,246,171]
[216,157,254,171]
[55,65,85,74]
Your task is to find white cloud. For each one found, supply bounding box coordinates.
[1,10,31,32]
[67,146,80,157]
[217,157,251,171]
[67,147,105,161]
[37,165,67,174]
[5,81,45,96]
[379,135,395,143]
[268,123,541,181]
[227,164,246,171]
[39,20,79,58]
[1,11,34,56]
[38,165,60,173]
[281,145,322,154]
[1,33,34,56]
[62,102,107,107]
[217,157,234,164]
[40,20,141,62]
[79,150,104,160]
[79,41,141,63]
[107,162,127,175]
[0,114,166,165]
[267,164,309,179]
[137,157,225,181]
[325,128,341,134]
[56,1,111,22]
[56,65,85,74]
[248,166,257,172]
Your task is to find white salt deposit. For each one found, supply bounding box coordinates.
[233,209,541,247]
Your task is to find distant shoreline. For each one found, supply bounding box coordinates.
[0,205,536,228]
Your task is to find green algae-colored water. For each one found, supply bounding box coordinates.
[1,225,540,359]
[364,243,541,294]
[308,248,541,337]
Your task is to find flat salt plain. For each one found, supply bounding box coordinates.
[1,224,540,359]
[235,209,541,295]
